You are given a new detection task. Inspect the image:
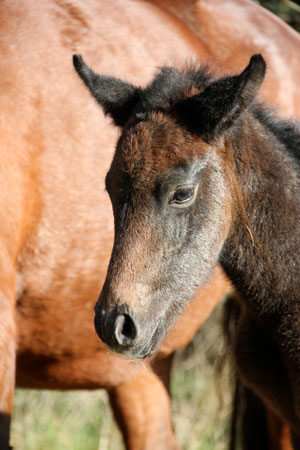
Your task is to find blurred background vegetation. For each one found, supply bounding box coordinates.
[256,0,300,31]
[10,1,299,449]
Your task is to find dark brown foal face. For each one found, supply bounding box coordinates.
[73,53,265,357]
[94,114,230,357]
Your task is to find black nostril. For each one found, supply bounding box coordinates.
[114,314,137,347]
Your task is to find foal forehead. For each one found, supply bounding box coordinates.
[111,64,213,187]
[116,112,200,178]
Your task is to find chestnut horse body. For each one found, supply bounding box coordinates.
[0,0,299,449]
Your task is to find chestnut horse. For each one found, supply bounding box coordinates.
[1,0,299,449]
[75,53,300,447]
[0,2,229,449]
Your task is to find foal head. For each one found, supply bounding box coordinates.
[73,54,266,358]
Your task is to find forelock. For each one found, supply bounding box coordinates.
[134,64,212,120]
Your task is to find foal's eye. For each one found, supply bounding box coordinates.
[169,185,195,206]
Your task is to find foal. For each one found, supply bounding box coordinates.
[73,54,300,444]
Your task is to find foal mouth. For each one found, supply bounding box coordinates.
[133,321,166,359]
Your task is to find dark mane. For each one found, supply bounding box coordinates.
[133,64,212,121]
[253,105,300,162]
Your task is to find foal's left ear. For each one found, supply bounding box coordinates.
[177,54,266,138]
[73,55,141,127]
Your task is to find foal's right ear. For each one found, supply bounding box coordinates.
[176,54,266,139]
[73,55,141,127]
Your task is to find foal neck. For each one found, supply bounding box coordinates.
[221,108,300,316]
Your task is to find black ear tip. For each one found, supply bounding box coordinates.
[249,54,266,74]
[73,54,83,70]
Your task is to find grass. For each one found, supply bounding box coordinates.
[11,304,234,450]
[12,389,122,450]
[171,304,233,450]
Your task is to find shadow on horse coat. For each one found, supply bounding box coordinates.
[0,0,299,448]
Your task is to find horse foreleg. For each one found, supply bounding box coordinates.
[0,290,16,450]
[108,354,180,450]
[266,408,293,450]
